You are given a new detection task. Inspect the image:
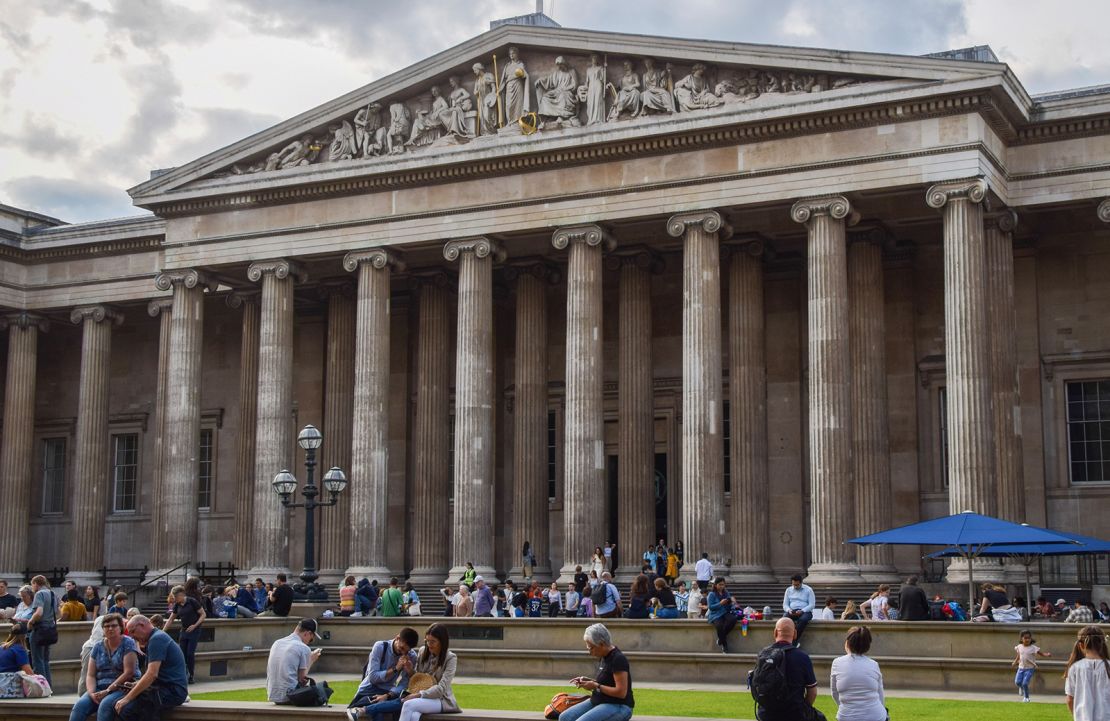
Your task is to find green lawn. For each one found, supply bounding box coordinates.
[194,681,1072,720]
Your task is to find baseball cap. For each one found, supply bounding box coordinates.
[1056,598,1067,605]
[297,618,318,634]
[474,575,484,583]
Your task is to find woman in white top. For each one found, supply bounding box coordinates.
[1065,625,1110,721]
[830,626,887,721]
[591,547,605,578]
[860,585,891,621]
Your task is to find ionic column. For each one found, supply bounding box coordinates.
[552,225,613,582]
[246,260,305,578]
[408,273,453,583]
[791,196,860,581]
[667,211,727,570]
[984,210,1025,523]
[0,313,48,575]
[444,237,504,580]
[1098,198,1110,224]
[227,291,260,571]
[69,305,123,581]
[147,299,173,573]
[926,180,997,518]
[343,250,405,578]
[318,282,356,580]
[726,239,775,582]
[507,262,556,581]
[610,249,659,580]
[847,228,896,579]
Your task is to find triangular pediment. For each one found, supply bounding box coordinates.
[130,25,1009,208]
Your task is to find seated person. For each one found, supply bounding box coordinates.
[69,612,140,720]
[348,627,420,719]
[816,597,837,621]
[266,618,323,704]
[112,615,188,719]
[59,589,89,621]
[106,592,129,617]
[0,624,33,699]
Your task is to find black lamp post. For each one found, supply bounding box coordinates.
[272,424,348,601]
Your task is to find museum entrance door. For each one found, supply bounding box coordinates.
[654,453,668,544]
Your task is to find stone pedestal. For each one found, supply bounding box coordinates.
[246,260,305,579]
[553,225,613,583]
[725,240,776,582]
[667,211,727,572]
[344,250,404,579]
[408,273,453,583]
[791,196,861,582]
[69,305,123,577]
[847,230,896,580]
[444,238,504,581]
[227,292,260,572]
[0,313,47,576]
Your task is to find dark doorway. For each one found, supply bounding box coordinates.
[654,453,668,544]
[607,455,619,568]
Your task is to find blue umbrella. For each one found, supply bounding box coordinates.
[848,511,1079,616]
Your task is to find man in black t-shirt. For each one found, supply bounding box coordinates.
[756,617,822,721]
[573,565,589,595]
[164,584,206,684]
[0,580,19,619]
[268,573,295,617]
[898,575,930,621]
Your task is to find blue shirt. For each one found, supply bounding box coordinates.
[707,590,734,622]
[144,629,188,703]
[594,583,620,616]
[473,586,494,617]
[357,639,417,698]
[0,644,29,673]
[236,587,258,612]
[253,588,268,611]
[783,584,816,614]
[90,636,140,689]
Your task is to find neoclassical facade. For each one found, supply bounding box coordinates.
[2,25,1109,587]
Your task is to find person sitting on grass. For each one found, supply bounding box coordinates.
[348,627,419,720]
[563,623,634,721]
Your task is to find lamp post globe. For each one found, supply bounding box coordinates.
[298,424,323,450]
[323,467,348,495]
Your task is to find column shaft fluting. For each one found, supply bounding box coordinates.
[248,261,300,576]
[70,306,119,575]
[229,293,260,571]
[319,287,356,575]
[344,251,400,576]
[409,277,452,581]
[512,270,551,579]
[791,197,859,580]
[148,301,173,572]
[444,238,501,579]
[985,212,1024,522]
[0,316,43,573]
[848,237,895,577]
[616,256,655,578]
[727,245,774,581]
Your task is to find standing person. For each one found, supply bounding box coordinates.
[783,574,816,644]
[453,586,474,618]
[654,578,679,619]
[27,574,57,686]
[163,584,206,684]
[654,546,666,579]
[665,548,679,585]
[674,582,690,617]
[594,572,622,620]
[591,548,606,578]
[695,553,714,591]
[860,586,892,622]
[751,617,821,721]
[566,583,581,618]
[68,613,139,721]
[563,623,634,721]
[687,582,705,620]
[397,623,460,721]
[266,618,322,705]
[380,578,404,618]
[707,577,738,652]
[112,615,188,720]
[829,626,885,721]
[472,577,494,618]
[347,627,419,719]
[573,565,589,595]
[898,576,930,621]
[674,540,685,570]
[588,570,601,591]
[545,583,563,618]
[603,542,616,572]
[579,587,595,619]
[1012,629,1052,703]
[1064,625,1110,721]
[461,562,477,591]
[267,574,295,618]
[522,542,536,581]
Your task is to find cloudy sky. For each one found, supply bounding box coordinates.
[2,0,1108,224]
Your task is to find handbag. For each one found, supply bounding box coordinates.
[32,624,58,647]
[407,603,422,616]
[544,692,588,719]
[287,677,333,707]
[18,672,52,698]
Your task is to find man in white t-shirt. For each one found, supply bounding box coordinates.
[694,553,713,591]
[266,618,322,703]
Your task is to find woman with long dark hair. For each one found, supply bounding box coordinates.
[624,575,651,620]
[399,623,460,721]
[1064,625,1110,720]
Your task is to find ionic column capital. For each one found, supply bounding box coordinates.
[410,269,456,291]
[225,290,260,309]
[147,299,174,318]
[154,269,218,292]
[503,259,561,286]
[925,178,988,209]
[722,233,769,259]
[443,237,505,262]
[552,224,616,252]
[317,279,356,301]
[604,246,665,273]
[246,259,307,284]
[0,311,49,333]
[342,248,406,273]
[666,210,732,239]
[69,305,123,326]
[847,224,893,248]
[1099,198,1110,223]
[984,209,1018,233]
[790,196,858,226]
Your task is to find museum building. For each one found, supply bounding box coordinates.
[1,22,1109,588]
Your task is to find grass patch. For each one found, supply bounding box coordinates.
[193,681,1071,720]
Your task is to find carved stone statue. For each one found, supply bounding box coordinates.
[472,62,498,135]
[408,89,446,148]
[327,120,357,161]
[674,63,722,111]
[608,60,641,121]
[499,46,531,123]
[580,54,607,126]
[440,77,474,139]
[535,55,579,125]
[640,58,674,114]
[385,103,411,155]
[354,102,386,157]
[265,134,317,171]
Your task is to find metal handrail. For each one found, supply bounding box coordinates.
[127,561,190,597]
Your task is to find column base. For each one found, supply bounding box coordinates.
[945,557,1004,585]
[345,565,393,584]
[804,563,863,584]
[507,565,553,583]
[614,565,646,584]
[315,569,347,588]
[66,571,104,590]
[446,564,496,586]
[247,566,293,584]
[144,567,192,588]
[858,565,901,584]
[406,567,450,585]
[728,566,778,584]
[556,562,586,586]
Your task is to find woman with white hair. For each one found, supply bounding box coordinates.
[564,623,634,721]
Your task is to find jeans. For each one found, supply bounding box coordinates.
[398,697,442,721]
[28,631,51,686]
[548,603,562,617]
[351,697,403,721]
[115,686,186,721]
[69,689,127,721]
[178,627,201,679]
[786,610,813,642]
[1015,667,1035,698]
[656,607,680,619]
[559,700,633,721]
[712,612,738,650]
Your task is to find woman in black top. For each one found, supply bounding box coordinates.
[652,578,679,620]
[566,623,634,721]
[624,575,651,620]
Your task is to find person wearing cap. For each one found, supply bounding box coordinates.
[473,577,494,617]
[266,619,323,704]
[1055,598,1071,621]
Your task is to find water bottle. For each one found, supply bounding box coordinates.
[741,616,748,637]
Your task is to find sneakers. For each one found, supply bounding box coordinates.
[347,709,361,720]
[1022,698,1030,703]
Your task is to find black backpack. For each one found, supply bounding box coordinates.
[748,644,793,710]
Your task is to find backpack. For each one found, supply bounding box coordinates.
[287,677,333,707]
[748,644,794,710]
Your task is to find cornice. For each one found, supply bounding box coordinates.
[0,235,162,264]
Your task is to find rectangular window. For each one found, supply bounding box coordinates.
[548,410,557,501]
[938,387,949,488]
[198,428,213,510]
[41,438,66,515]
[1066,379,1110,483]
[112,433,139,512]
[723,401,731,494]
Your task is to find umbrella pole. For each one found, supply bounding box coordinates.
[1025,564,1033,618]
[967,551,975,621]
